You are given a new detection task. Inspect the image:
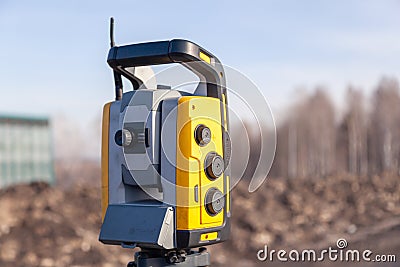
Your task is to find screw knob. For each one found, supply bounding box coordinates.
[195,124,211,146]
[205,152,224,180]
[122,129,133,146]
[205,188,224,215]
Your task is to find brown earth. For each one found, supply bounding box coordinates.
[0,173,399,267]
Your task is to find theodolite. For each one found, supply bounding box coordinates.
[99,18,231,267]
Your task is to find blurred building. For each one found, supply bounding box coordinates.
[0,114,54,187]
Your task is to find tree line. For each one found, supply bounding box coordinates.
[269,77,400,178]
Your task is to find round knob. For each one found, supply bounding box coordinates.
[204,152,224,180]
[205,188,224,216]
[122,129,134,146]
[195,125,211,146]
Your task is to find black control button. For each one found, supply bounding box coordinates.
[195,124,211,146]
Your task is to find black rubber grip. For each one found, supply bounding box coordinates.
[107,39,226,99]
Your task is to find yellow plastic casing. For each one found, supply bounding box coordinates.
[199,51,211,64]
[101,102,111,222]
[176,96,226,230]
[200,231,218,241]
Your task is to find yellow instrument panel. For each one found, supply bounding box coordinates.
[176,96,226,230]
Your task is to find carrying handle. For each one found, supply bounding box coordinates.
[107,39,226,101]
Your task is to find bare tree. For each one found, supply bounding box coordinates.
[369,78,400,174]
[281,89,336,178]
[342,88,368,175]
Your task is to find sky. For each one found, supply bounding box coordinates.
[0,1,400,157]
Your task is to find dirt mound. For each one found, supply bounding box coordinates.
[211,174,400,266]
[0,174,399,267]
[0,182,132,267]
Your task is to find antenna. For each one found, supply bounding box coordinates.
[109,17,123,100]
[110,17,115,48]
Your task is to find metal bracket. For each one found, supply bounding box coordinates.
[128,248,210,267]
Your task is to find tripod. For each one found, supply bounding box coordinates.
[127,247,210,267]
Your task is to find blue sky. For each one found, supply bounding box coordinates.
[1,0,399,126]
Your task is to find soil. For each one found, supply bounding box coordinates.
[0,173,399,267]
